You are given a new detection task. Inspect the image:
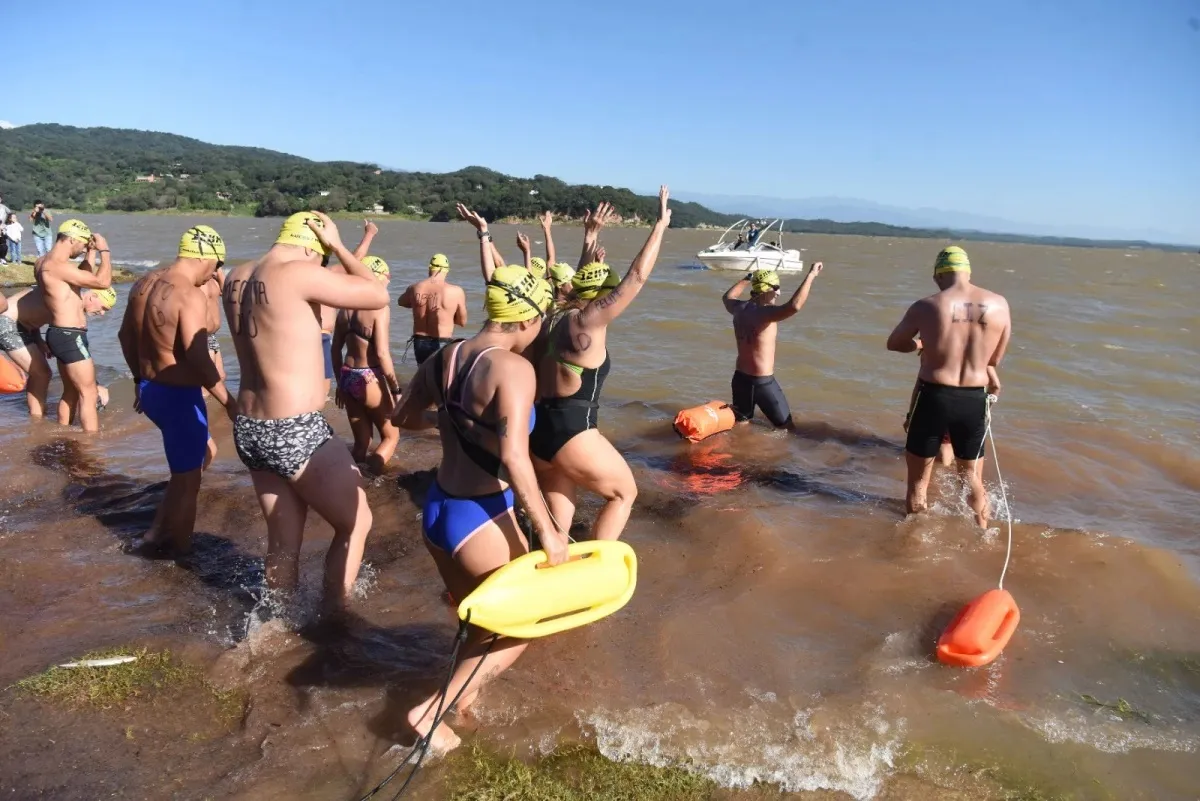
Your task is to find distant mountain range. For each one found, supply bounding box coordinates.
[671,190,1193,247]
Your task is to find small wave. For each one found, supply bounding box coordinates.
[1025,707,1198,754]
[579,699,903,800]
[114,259,162,270]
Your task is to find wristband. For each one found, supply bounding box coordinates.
[478,231,492,241]
[96,249,110,254]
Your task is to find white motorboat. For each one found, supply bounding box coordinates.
[696,218,804,272]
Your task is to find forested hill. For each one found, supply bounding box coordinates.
[0,124,733,228]
[0,124,1189,251]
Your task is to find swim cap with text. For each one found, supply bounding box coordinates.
[934,245,971,275]
[58,219,92,243]
[178,225,226,263]
[486,265,553,323]
[274,212,329,256]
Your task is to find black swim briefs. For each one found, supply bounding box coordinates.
[45,326,91,365]
[731,371,792,428]
[905,381,988,461]
[411,335,456,366]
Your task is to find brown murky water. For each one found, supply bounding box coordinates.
[2,215,1198,800]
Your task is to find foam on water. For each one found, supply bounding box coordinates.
[1025,707,1199,754]
[579,699,904,800]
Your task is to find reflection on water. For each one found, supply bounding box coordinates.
[1,216,1199,799]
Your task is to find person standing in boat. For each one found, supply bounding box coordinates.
[722,263,823,429]
[886,245,1010,528]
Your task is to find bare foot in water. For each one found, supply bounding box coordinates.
[407,702,461,753]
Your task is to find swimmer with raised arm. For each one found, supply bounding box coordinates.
[722,262,823,428]
[223,212,389,615]
[398,253,468,366]
[887,245,1010,528]
[119,225,236,555]
[391,254,568,753]
[34,219,113,432]
[331,255,402,474]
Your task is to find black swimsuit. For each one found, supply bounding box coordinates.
[529,318,612,463]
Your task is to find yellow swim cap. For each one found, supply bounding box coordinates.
[363,255,390,277]
[529,256,547,279]
[58,219,92,243]
[178,225,226,263]
[486,265,553,324]
[548,262,575,287]
[429,253,450,274]
[751,269,780,295]
[91,287,117,310]
[934,245,971,275]
[274,212,328,256]
[573,262,614,300]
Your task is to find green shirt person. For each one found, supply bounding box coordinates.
[29,202,54,257]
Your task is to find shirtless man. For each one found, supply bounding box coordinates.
[721,263,823,428]
[1,286,112,417]
[398,253,467,365]
[34,219,112,432]
[223,211,389,615]
[887,245,1010,528]
[119,225,236,555]
[318,220,377,397]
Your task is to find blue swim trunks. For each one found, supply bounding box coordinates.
[138,379,209,474]
[321,332,334,380]
[423,480,514,556]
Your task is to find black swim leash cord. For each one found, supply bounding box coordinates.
[356,611,499,801]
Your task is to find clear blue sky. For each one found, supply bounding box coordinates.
[7,0,1199,242]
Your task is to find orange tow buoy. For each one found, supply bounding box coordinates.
[0,355,25,394]
[673,401,736,442]
[936,588,1020,668]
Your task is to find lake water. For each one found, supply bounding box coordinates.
[1,214,1198,799]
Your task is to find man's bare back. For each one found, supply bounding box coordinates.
[731,305,780,376]
[890,284,1011,388]
[125,269,213,387]
[400,274,467,338]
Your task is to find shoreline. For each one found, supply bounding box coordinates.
[29,208,1190,251]
[0,258,139,288]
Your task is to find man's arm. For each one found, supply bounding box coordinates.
[541,211,556,267]
[886,301,923,353]
[453,288,468,327]
[117,303,140,380]
[723,275,751,313]
[353,220,378,260]
[60,234,114,290]
[397,285,414,309]
[989,311,1012,367]
[495,358,569,566]
[761,262,823,323]
[300,264,389,311]
[178,292,236,417]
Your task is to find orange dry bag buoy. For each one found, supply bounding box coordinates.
[0,355,25,394]
[674,401,736,442]
[936,588,1020,668]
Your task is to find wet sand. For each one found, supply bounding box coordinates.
[1,216,1198,799]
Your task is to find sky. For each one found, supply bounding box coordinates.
[5,0,1200,242]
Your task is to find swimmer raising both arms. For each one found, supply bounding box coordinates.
[391,259,568,753]
[722,262,824,429]
[887,245,1010,528]
[397,252,468,366]
[318,220,378,398]
[34,219,113,432]
[223,212,389,617]
[526,188,671,542]
[119,225,236,556]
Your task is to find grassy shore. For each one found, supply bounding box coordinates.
[0,256,138,287]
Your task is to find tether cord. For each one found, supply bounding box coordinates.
[976,395,1014,590]
[356,613,499,801]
